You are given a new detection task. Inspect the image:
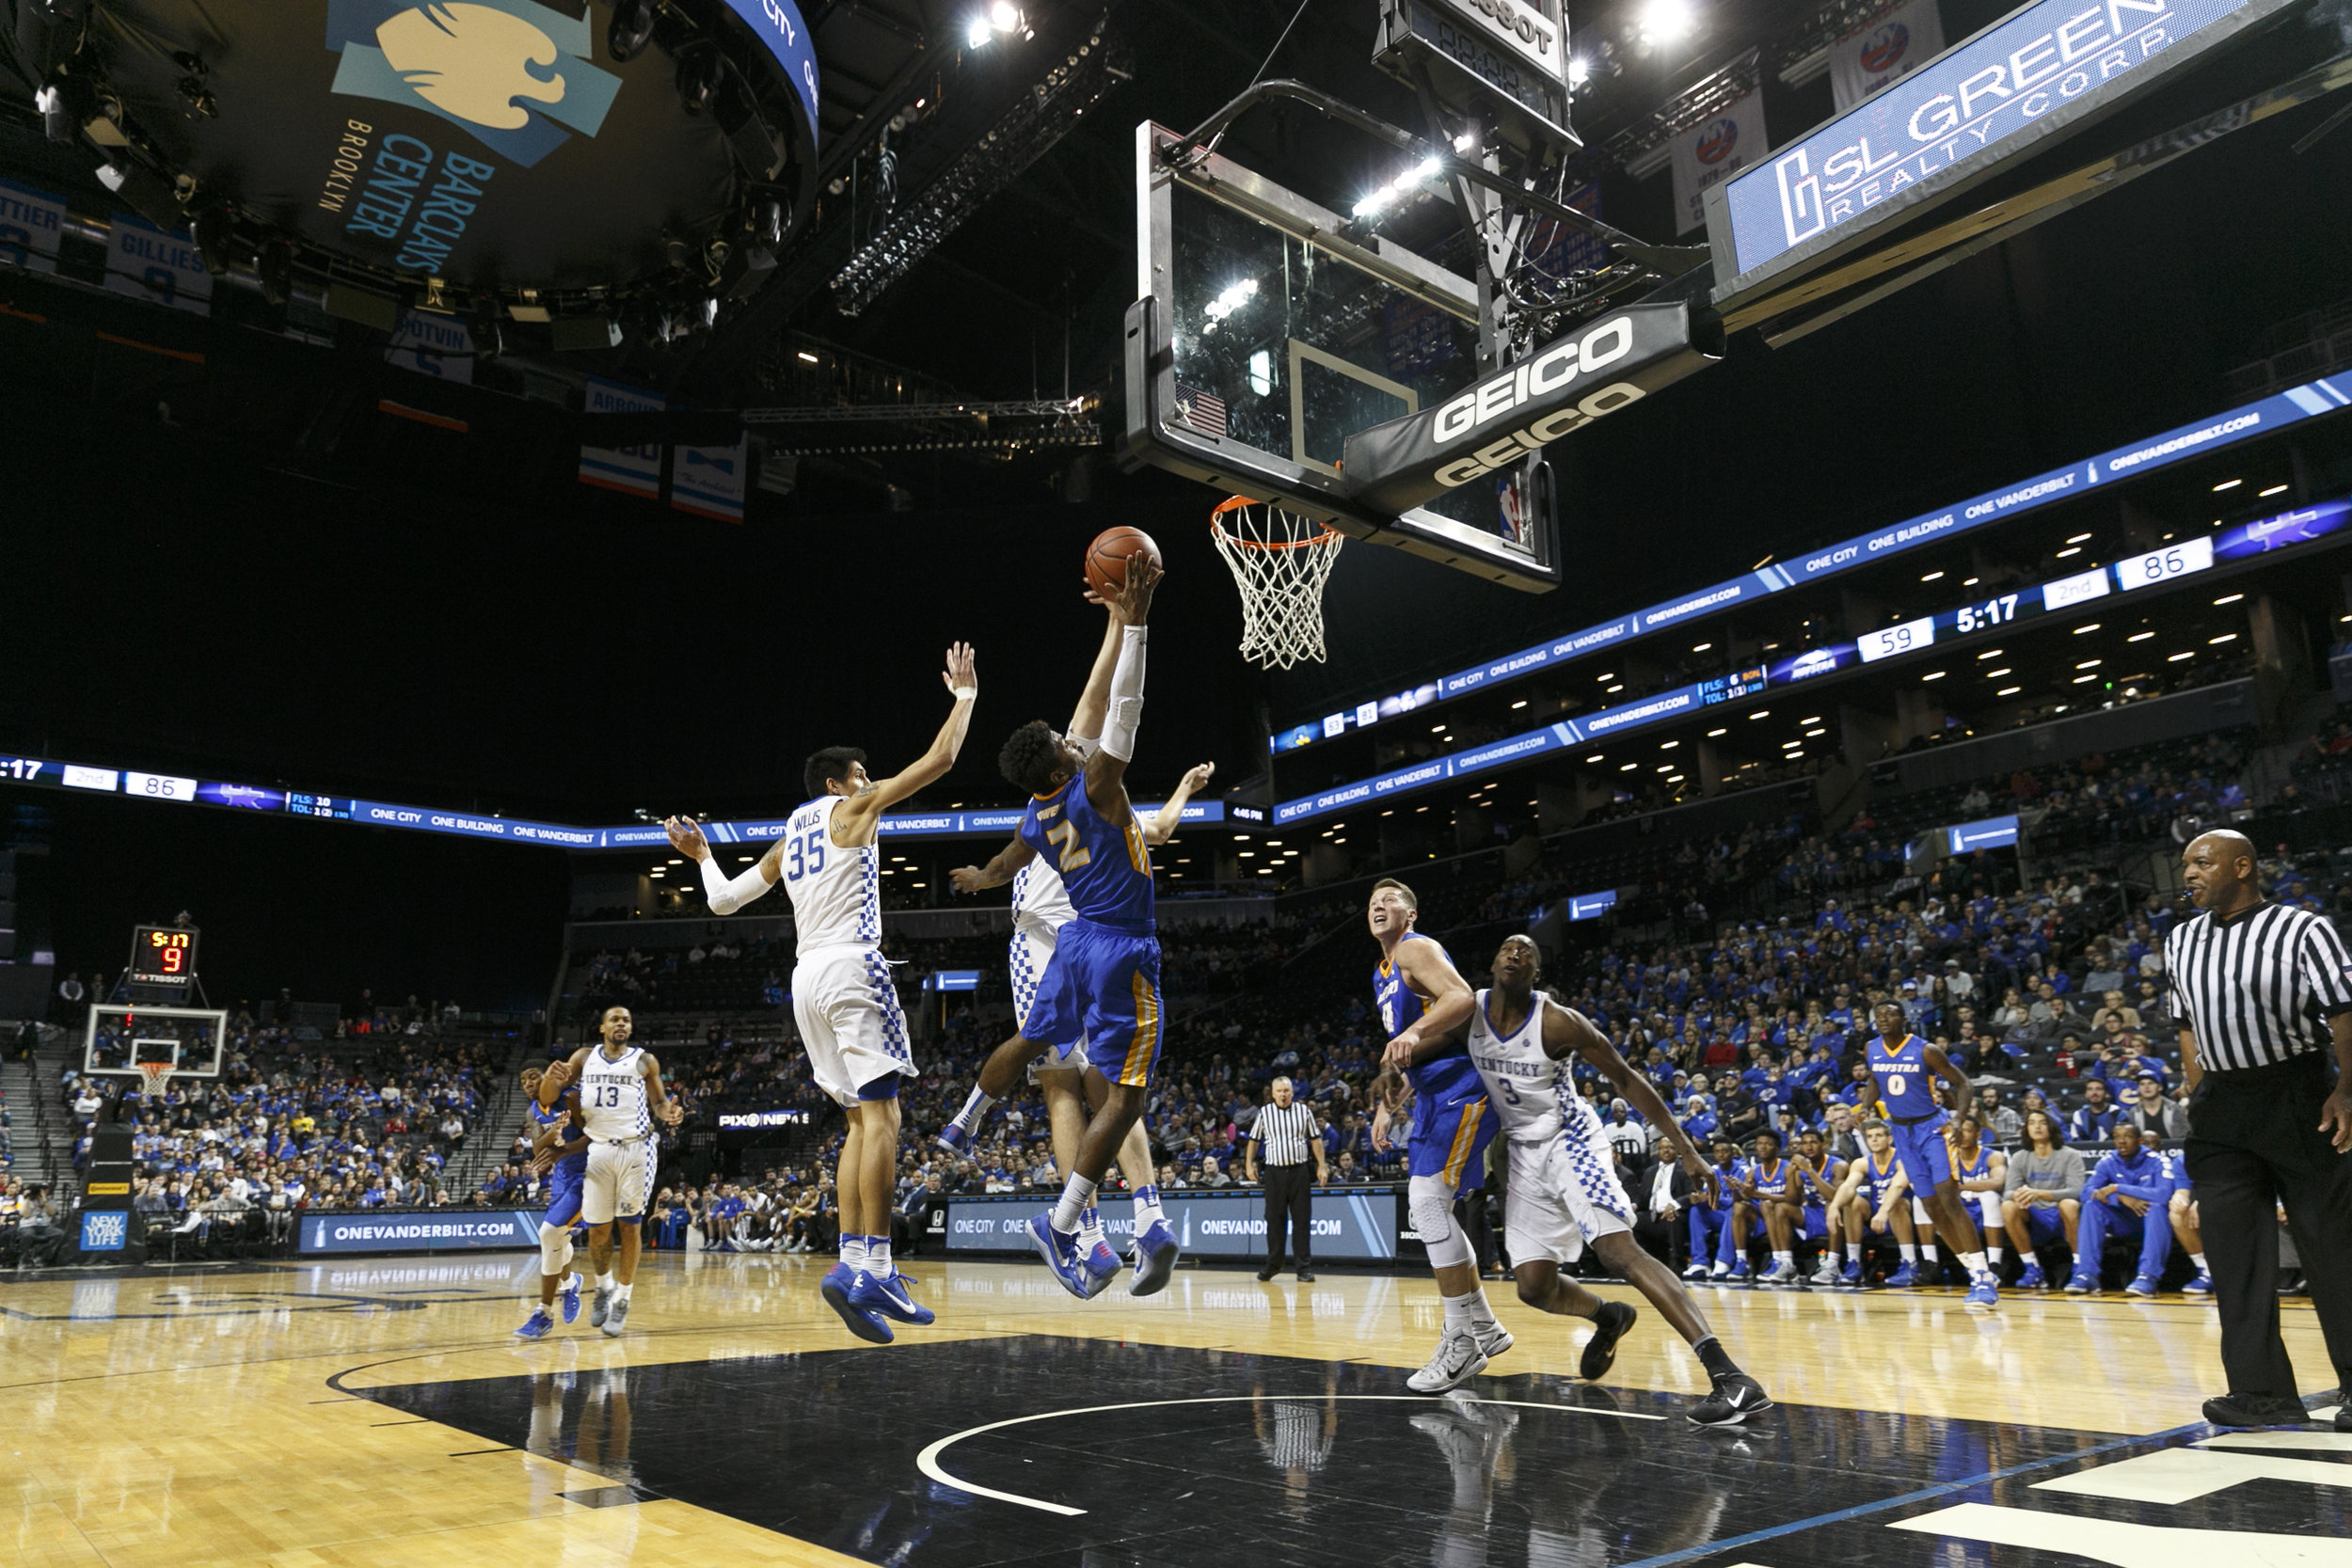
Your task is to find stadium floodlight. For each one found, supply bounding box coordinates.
[1566,55,1590,87]
[1635,0,1696,48]
[967,15,990,46]
[1350,155,1445,219]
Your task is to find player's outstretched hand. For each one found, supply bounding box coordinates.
[1180,761,1216,793]
[948,864,986,895]
[941,641,977,698]
[1681,1147,1721,1208]
[658,1100,685,1128]
[1110,552,1162,625]
[663,816,710,862]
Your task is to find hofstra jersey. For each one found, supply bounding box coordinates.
[529,1095,587,1177]
[1375,934,1484,1103]
[1017,779,1153,929]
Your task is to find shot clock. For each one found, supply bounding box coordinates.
[129,926,199,996]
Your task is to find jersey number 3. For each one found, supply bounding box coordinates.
[1045,820,1091,874]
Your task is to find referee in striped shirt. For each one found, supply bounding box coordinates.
[2168,830,2352,1430]
[1245,1078,1327,1281]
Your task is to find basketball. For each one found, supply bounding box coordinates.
[1084,526,1161,599]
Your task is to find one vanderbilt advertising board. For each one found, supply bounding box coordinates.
[1705,0,2294,301]
[1341,304,1718,517]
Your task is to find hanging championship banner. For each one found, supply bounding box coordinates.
[103,214,214,314]
[1830,0,1947,112]
[1669,86,1767,236]
[672,435,748,522]
[580,377,664,498]
[0,179,66,274]
[384,309,473,383]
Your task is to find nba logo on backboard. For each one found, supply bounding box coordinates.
[1695,119,1740,166]
[1860,23,1909,74]
[1496,470,1530,545]
[80,1211,129,1251]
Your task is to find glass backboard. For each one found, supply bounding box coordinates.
[84,1004,227,1078]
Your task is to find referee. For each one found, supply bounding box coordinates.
[2168,830,2352,1430]
[1245,1077,1327,1281]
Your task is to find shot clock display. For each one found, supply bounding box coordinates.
[129,926,199,993]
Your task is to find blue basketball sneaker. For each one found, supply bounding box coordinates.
[2064,1272,2095,1294]
[1029,1212,1117,1300]
[558,1272,583,1324]
[851,1268,935,1325]
[2017,1259,2046,1290]
[935,1121,975,1157]
[1885,1262,1921,1288]
[1838,1259,1863,1288]
[2124,1274,2159,1298]
[1129,1220,1180,1297]
[515,1308,555,1339]
[820,1262,895,1344]
[1965,1276,1999,1307]
[2184,1269,2214,1295]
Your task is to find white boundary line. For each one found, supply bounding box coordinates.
[915,1393,1663,1515]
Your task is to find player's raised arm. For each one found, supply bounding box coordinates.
[950,834,1038,894]
[835,642,979,837]
[669,816,783,916]
[1379,940,1476,1069]
[1082,558,1160,815]
[1066,596,1126,749]
[1142,762,1216,847]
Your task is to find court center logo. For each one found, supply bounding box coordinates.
[1694,118,1740,166]
[325,0,623,168]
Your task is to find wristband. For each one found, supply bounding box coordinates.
[952,686,977,699]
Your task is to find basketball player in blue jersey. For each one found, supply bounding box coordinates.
[959,556,1166,1298]
[1785,1128,1849,1286]
[1866,1002,1998,1305]
[1829,1119,1915,1284]
[1359,877,1509,1392]
[514,1063,587,1338]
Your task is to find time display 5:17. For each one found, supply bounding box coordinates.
[1946,593,2022,635]
[0,757,48,783]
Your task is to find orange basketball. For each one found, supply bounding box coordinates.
[1085,526,1161,599]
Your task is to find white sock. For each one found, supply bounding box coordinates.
[839,1235,866,1272]
[1772,1250,1793,1266]
[1052,1174,1098,1233]
[612,1281,631,1302]
[1960,1250,1989,1279]
[596,1271,613,1291]
[2191,1252,2208,1271]
[1987,1243,2005,1265]
[1441,1287,1495,1330]
[1078,1205,1105,1254]
[1899,1243,1918,1263]
[1845,1243,1862,1263]
[953,1086,994,1130]
[1134,1184,1168,1229]
[866,1235,892,1276]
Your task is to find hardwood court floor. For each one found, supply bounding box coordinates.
[1,1251,2343,1567]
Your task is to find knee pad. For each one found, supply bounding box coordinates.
[539,1222,573,1275]
[1409,1175,1472,1270]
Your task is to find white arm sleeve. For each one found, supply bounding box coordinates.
[1101,626,1148,761]
[697,856,777,916]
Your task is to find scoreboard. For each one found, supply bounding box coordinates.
[130,926,199,995]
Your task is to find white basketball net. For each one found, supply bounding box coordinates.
[1209,498,1343,669]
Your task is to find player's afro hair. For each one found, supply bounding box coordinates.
[998,721,1066,796]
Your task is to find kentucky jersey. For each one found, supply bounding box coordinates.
[779,795,881,954]
[579,1046,652,1142]
[1465,990,1579,1142]
[1017,779,1154,930]
[1375,934,1485,1104]
[1010,857,1076,941]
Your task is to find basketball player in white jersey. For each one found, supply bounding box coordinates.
[666,641,977,1344]
[940,752,1212,1295]
[553,1006,684,1337]
[1411,936,1771,1426]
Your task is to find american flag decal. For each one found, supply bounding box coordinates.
[1173,383,1228,437]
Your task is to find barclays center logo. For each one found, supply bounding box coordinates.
[325,0,622,167]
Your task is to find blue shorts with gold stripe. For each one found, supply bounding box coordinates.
[1021,917,1164,1088]
[1406,1087,1498,1188]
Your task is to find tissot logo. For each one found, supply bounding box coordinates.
[1460,0,1554,53]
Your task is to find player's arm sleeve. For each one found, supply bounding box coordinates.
[1099,626,1147,761]
[698,855,778,916]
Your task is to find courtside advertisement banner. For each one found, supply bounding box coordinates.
[945,1192,1400,1260]
[298,1209,542,1255]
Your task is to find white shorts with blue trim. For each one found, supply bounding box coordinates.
[1503,1117,1632,1267]
[793,942,915,1107]
[1010,922,1086,1085]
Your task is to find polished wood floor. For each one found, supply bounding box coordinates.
[0,1250,2334,1566]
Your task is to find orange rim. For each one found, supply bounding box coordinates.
[1210,497,1343,551]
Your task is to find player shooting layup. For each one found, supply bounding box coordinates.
[940,609,1211,1296]
[666,641,977,1343]
[1420,936,1772,1426]
[553,1006,684,1337]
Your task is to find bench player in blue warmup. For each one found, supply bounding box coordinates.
[1364,877,1510,1393]
[515,1061,586,1338]
[976,554,1167,1298]
[1866,1001,1999,1306]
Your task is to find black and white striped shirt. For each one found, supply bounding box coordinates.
[2164,903,2352,1071]
[1249,1100,1321,1165]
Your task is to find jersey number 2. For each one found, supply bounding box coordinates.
[1045,819,1091,874]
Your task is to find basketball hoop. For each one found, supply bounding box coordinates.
[1209,497,1343,670]
[136,1060,173,1102]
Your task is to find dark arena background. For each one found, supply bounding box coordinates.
[4,0,2352,1563]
